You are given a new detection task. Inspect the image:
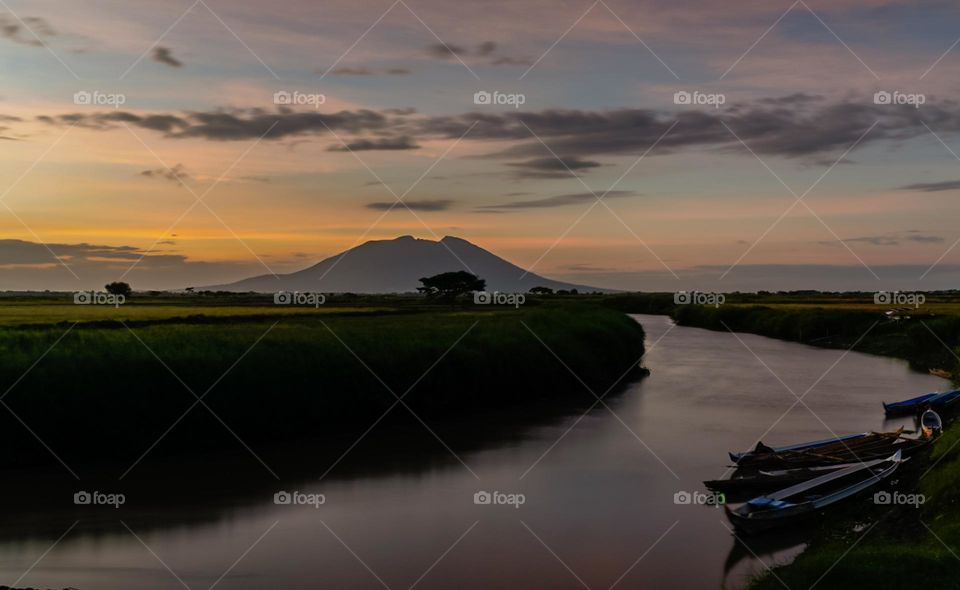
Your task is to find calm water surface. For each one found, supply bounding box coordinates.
[0,315,947,589]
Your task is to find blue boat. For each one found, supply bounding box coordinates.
[882,392,939,416]
[729,432,870,464]
[726,450,904,533]
[884,389,960,416]
[928,389,960,409]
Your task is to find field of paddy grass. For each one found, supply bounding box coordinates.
[0,294,404,326]
[0,296,647,467]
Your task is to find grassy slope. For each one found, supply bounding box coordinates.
[0,299,646,466]
[752,426,960,589]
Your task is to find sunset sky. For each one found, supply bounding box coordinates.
[3,0,960,290]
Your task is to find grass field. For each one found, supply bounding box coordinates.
[0,295,647,468]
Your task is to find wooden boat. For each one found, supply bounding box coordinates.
[729,429,906,468]
[928,389,960,410]
[930,368,953,379]
[921,409,943,439]
[728,432,869,464]
[705,462,856,499]
[884,389,960,416]
[731,435,924,470]
[725,450,903,534]
[883,392,939,416]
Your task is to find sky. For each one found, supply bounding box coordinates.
[2,0,960,291]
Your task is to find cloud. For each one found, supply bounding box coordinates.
[365,199,453,211]
[0,239,273,291]
[476,41,497,56]
[899,180,960,192]
[491,56,533,66]
[332,67,374,75]
[37,108,392,141]
[152,46,183,68]
[330,66,412,76]
[479,190,636,210]
[426,43,465,59]
[33,95,960,163]
[328,136,419,151]
[907,234,945,243]
[563,263,619,272]
[0,15,55,47]
[820,232,945,246]
[140,163,191,185]
[420,96,960,160]
[506,156,603,179]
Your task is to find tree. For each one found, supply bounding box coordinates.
[418,271,485,300]
[529,286,554,295]
[104,281,132,297]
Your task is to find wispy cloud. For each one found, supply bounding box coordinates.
[820,232,945,247]
[365,199,453,211]
[140,163,191,185]
[506,156,603,179]
[152,46,183,68]
[479,190,636,210]
[327,136,419,151]
[0,15,55,47]
[899,180,960,192]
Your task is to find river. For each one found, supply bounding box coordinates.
[0,314,948,589]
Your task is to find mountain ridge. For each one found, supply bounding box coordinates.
[205,235,610,293]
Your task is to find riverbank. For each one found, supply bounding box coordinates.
[0,297,646,467]
[752,424,960,588]
[604,295,960,588]
[598,292,960,376]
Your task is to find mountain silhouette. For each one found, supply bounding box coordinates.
[206,235,607,293]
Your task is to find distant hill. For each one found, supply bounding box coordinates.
[205,235,608,293]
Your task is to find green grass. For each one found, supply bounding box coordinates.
[667,303,960,376]
[752,427,960,589]
[0,299,646,466]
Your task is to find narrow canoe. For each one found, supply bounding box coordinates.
[882,392,939,416]
[729,430,904,467]
[728,432,870,464]
[725,450,903,534]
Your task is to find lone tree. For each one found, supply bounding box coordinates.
[529,286,554,295]
[104,281,132,297]
[418,271,485,300]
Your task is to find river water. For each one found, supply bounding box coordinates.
[0,314,948,589]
